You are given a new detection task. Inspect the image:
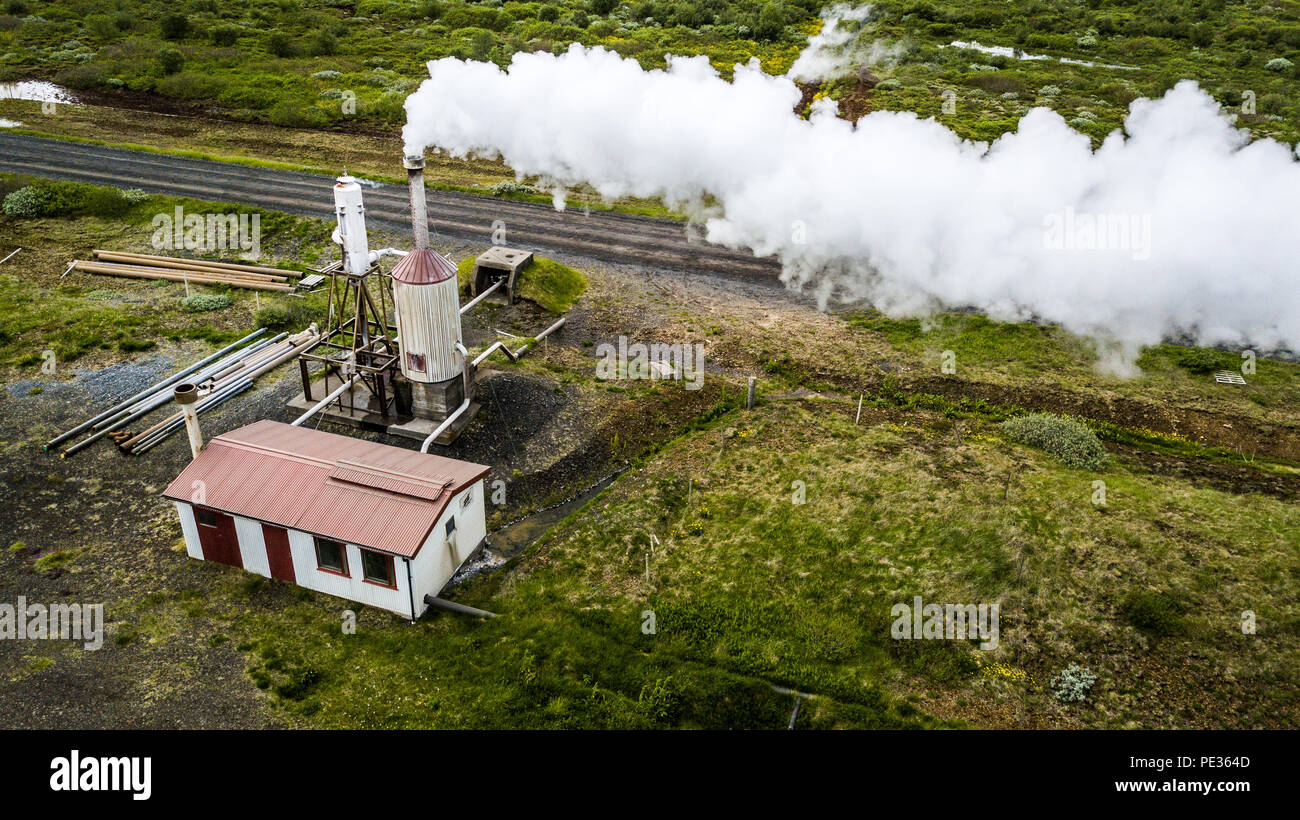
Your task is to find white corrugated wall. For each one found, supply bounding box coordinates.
[394,277,463,383]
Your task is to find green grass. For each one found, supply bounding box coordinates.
[3,0,1296,149]
[33,549,76,575]
[214,397,1300,728]
[0,172,333,371]
[849,312,1300,426]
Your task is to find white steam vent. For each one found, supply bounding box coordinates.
[402,43,1300,370]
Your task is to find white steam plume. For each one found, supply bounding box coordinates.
[786,4,878,83]
[403,47,1300,365]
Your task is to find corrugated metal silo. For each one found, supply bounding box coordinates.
[391,249,463,383]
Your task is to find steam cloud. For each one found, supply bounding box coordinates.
[403,35,1300,367]
[786,4,878,82]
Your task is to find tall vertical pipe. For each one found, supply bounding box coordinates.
[174,383,203,459]
[404,154,429,250]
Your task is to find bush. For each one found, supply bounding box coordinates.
[268,32,297,57]
[255,300,317,331]
[1168,345,1225,374]
[268,101,328,127]
[160,13,190,40]
[1049,664,1097,703]
[1120,589,1186,636]
[1265,57,1294,72]
[2,181,135,219]
[1001,413,1109,470]
[538,5,558,21]
[308,30,338,57]
[157,47,185,75]
[590,0,618,14]
[755,2,785,41]
[211,25,240,46]
[181,293,234,312]
[488,180,536,196]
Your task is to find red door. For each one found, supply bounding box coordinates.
[262,524,296,583]
[194,507,243,568]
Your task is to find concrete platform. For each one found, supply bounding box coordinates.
[286,380,480,446]
[386,403,481,446]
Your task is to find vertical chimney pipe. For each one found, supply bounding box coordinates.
[403,154,429,250]
[173,383,203,459]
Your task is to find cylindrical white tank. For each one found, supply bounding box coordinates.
[333,175,370,276]
[392,248,463,383]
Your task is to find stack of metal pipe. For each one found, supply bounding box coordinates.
[46,324,321,458]
[65,250,303,292]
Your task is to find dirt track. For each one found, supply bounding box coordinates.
[0,132,784,281]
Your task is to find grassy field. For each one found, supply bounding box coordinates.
[94,372,1300,728]
[2,176,1296,729]
[0,172,338,370]
[3,0,1296,150]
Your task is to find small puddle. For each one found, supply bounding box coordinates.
[946,40,1138,71]
[0,81,81,105]
[448,470,624,584]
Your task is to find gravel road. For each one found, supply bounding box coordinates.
[0,132,784,281]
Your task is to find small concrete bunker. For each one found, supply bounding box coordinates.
[470,246,534,305]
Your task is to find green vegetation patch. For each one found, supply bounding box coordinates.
[457,253,587,314]
[1002,412,1109,470]
[2,180,143,219]
[1119,588,1187,637]
[180,292,234,312]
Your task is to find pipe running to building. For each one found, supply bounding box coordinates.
[291,374,362,427]
[419,398,471,454]
[458,279,503,315]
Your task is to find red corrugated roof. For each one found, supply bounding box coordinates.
[391,248,458,285]
[162,420,489,558]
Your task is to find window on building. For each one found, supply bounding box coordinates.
[360,550,395,587]
[445,516,456,536]
[315,537,347,575]
[195,508,218,528]
[406,352,426,373]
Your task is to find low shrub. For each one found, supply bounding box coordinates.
[1001,413,1109,470]
[157,47,184,75]
[2,181,136,218]
[488,180,537,196]
[1170,346,1225,374]
[1119,589,1186,636]
[255,300,317,331]
[1049,664,1097,702]
[181,293,234,312]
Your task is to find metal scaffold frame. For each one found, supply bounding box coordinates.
[296,258,405,421]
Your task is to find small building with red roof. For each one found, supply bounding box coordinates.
[163,419,490,619]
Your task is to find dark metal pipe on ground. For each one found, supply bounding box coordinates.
[44,328,267,450]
